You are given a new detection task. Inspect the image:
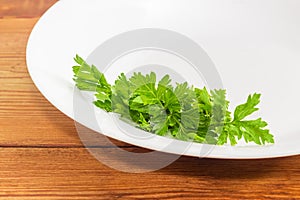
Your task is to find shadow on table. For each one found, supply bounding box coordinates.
[43,118,287,179]
[85,144,285,179]
[161,155,285,179]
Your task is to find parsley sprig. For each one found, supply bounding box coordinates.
[73,55,274,146]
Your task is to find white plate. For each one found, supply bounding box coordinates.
[26,0,300,159]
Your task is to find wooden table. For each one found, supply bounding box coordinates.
[1,0,300,199]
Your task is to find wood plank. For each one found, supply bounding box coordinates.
[0,148,299,199]
[0,114,133,147]
[0,28,80,146]
[0,17,78,146]
[0,18,39,58]
[0,0,57,18]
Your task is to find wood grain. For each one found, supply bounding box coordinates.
[0,148,299,200]
[0,0,300,199]
[0,0,55,18]
[0,17,81,146]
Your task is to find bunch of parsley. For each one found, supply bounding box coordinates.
[73,55,274,146]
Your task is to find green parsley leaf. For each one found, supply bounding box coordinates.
[234,93,261,121]
[72,55,275,146]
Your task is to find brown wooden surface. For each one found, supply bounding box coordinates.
[0,0,300,199]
